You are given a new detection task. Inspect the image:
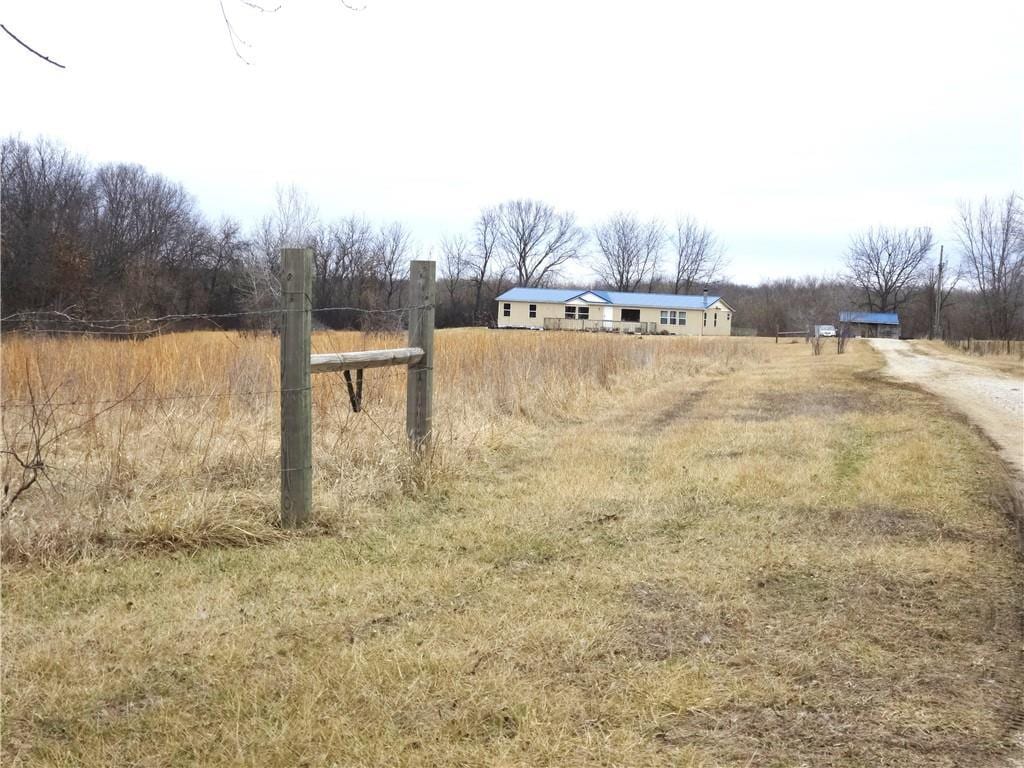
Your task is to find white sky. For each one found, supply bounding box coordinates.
[3,0,1022,284]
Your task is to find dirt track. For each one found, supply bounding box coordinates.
[871,338,1024,485]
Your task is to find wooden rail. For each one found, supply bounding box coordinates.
[310,347,425,373]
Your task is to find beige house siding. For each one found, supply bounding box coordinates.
[497,301,565,327]
[497,299,734,336]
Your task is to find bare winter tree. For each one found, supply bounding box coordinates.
[494,199,587,287]
[845,226,934,312]
[670,217,726,294]
[242,185,318,324]
[321,215,373,320]
[467,207,500,322]
[373,222,412,311]
[955,193,1024,339]
[439,234,469,319]
[249,184,318,274]
[1,136,92,314]
[592,213,663,292]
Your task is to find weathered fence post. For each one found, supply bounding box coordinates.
[406,260,435,452]
[280,248,313,527]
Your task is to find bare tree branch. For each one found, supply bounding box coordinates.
[592,212,663,292]
[0,23,66,69]
[670,217,726,294]
[219,0,253,64]
[493,200,587,288]
[956,192,1024,339]
[845,226,933,313]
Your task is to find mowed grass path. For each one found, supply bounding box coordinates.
[3,340,1021,767]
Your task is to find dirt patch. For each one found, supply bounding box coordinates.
[750,563,1017,651]
[626,581,747,660]
[655,702,1012,767]
[727,389,879,423]
[629,384,710,432]
[804,505,976,543]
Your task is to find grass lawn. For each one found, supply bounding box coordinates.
[3,338,1021,767]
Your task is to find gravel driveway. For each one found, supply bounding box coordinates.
[871,338,1024,480]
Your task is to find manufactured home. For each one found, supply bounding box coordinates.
[496,288,734,336]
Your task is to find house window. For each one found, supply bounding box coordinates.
[565,306,576,319]
[578,306,590,320]
[726,313,731,321]
[678,311,687,326]
[503,303,511,318]
[703,312,707,327]
[529,304,537,319]
[714,312,718,328]
[660,310,668,325]
[621,309,641,323]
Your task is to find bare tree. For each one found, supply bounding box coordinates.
[373,222,412,311]
[199,216,248,314]
[439,234,469,317]
[845,226,933,312]
[955,193,1024,339]
[1,137,92,314]
[670,217,726,294]
[592,213,663,292]
[494,199,587,287]
[466,207,500,322]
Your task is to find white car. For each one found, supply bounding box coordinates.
[816,325,837,337]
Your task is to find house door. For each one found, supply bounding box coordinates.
[602,305,613,329]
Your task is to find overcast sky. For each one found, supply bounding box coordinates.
[3,0,1022,284]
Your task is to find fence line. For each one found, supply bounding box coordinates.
[944,337,1024,358]
[0,304,433,326]
[0,387,309,410]
[4,256,440,532]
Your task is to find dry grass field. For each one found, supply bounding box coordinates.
[2,329,753,562]
[2,331,1022,766]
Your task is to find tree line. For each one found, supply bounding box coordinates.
[2,136,1022,339]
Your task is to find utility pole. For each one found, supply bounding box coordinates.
[932,245,944,340]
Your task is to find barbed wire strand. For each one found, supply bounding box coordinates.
[1,386,309,410]
[2,363,413,410]
[0,304,433,327]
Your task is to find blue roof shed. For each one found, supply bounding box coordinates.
[839,311,900,325]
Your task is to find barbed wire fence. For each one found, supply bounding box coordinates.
[1,305,424,408]
[1,252,438,522]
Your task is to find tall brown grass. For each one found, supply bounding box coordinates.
[1,329,764,562]
[944,337,1024,360]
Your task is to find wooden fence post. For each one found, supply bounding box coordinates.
[406,260,435,452]
[280,248,313,528]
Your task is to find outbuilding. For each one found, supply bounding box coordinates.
[838,311,901,339]
[496,288,734,336]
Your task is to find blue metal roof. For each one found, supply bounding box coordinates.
[839,311,900,325]
[496,287,586,303]
[601,291,723,310]
[496,287,727,310]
